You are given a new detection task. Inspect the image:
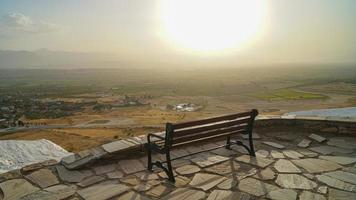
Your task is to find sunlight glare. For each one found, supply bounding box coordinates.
[159,0,267,53]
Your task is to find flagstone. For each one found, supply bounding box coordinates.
[76,149,92,159]
[234,146,250,154]
[274,159,301,173]
[324,171,356,185]
[115,191,151,200]
[344,167,356,175]
[304,173,314,179]
[266,189,297,200]
[146,185,172,198]
[319,156,356,165]
[200,142,220,150]
[19,190,53,200]
[151,154,165,162]
[217,178,237,190]
[327,137,356,150]
[242,133,260,139]
[0,170,22,183]
[107,170,124,179]
[93,164,116,175]
[22,159,58,172]
[238,178,279,197]
[299,191,326,200]
[271,150,285,159]
[317,186,328,194]
[214,140,227,146]
[189,173,226,191]
[235,168,258,180]
[207,190,251,200]
[275,174,317,189]
[102,140,132,153]
[167,176,191,187]
[56,166,89,183]
[296,149,318,158]
[256,150,269,158]
[161,188,206,200]
[61,154,76,164]
[263,141,285,149]
[309,146,353,155]
[253,167,276,180]
[175,164,201,175]
[25,168,59,188]
[191,154,229,168]
[171,159,191,168]
[328,188,356,200]
[321,127,338,133]
[205,160,240,175]
[77,182,129,200]
[140,173,159,181]
[44,184,77,200]
[185,146,204,154]
[309,134,327,143]
[283,150,304,159]
[120,176,140,185]
[146,180,160,186]
[77,176,105,187]
[0,179,40,200]
[171,149,190,158]
[316,175,356,192]
[235,155,274,168]
[297,139,312,148]
[211,148,238,157]
[81,170,94,178]
[158,170,177,179]
[118,159,145,174]
[134,182,154,192]
[91,146,109,158]
[292,158,342,173]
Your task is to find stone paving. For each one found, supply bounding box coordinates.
[1,127,356,199]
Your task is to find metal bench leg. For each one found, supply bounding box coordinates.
[165,148,175,182]
[248,133,256,157]
[226,136,232,150]
[147,144,153,171]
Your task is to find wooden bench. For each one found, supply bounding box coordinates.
[146,109,258,182]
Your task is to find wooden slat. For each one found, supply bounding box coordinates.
[174,118,250,137]
[172,129,246,147]
[172,110,254,129]
[172,125,247,144]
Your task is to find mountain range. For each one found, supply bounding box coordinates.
[0,49,122,68]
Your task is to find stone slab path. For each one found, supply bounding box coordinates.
[1,131,356,200]
[274,159,301,173]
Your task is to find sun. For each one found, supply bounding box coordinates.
[159,0,267,53]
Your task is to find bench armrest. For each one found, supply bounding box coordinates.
[147,133,165,143]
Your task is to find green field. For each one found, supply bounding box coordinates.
[252,89,328,101]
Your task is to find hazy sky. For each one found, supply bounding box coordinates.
[0,0,356,65]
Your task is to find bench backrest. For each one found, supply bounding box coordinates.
[165,109,258,147]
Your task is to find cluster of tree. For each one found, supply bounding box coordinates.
[93,104,112,112]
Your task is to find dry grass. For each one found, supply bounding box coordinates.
[0,127,161,152]
[52,128,124,139]
[0,130,100,152]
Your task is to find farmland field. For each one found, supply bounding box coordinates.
[251,89,328,101]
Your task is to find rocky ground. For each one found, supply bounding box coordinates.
[0,139,71,174]
[1,127,356,200]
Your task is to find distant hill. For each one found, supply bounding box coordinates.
[0,49,121,69]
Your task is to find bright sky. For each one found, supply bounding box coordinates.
[0,0,356,65]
